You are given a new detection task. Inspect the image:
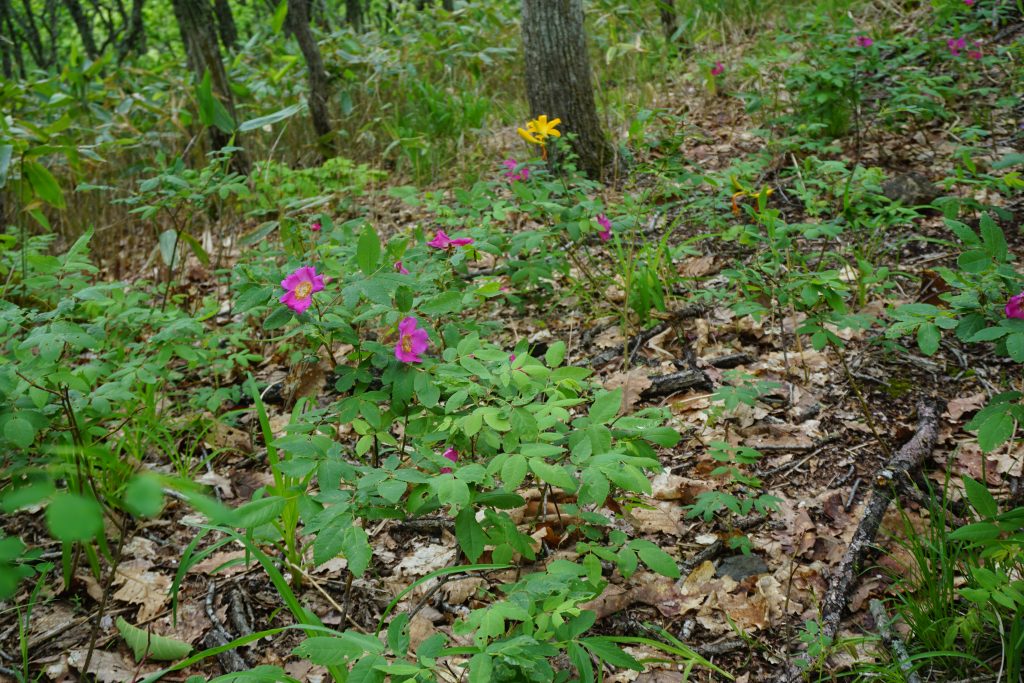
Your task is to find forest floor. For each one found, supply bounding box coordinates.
[4,10,1024,683]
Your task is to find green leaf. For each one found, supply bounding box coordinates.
[232,496,286,528]
[568,642,594,683]
[455,507,486,562]
[580,637,643,670]
[468,653,493,683]
[158,229,179,267]
[917,323,941,356]
[357,226,381,275]
[0,144,12,188]
[349,654,387,683]
[1005,333,1024,362]
[589,388,622,424]
[124,474,165,518]
[117,618,192,661]
[195,69,236,133]
[979,214,1007,262]
[500,454,528,490]
[632,540,681,578]
[962,476,998,518]
[977,412,1014,453]
[239,103,304,131]
[395,285,413,312]
[387,613,411,657]
[342,526,372,577]
[271,0,288,33]
[294,635,370,665]
[23,160,65,208]
[45,493,103,542]
[957,249,991,273]
[117,618,193,663]
[3,416,35,448]
[529,459,577,491]
[545,341,566,367]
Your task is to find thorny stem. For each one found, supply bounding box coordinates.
[833,343,893,460]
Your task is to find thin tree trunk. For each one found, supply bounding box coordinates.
[62,0,99,58]
[442,0,452,10]
[0,0,17,77]
[286,0,333,151]
[345,0,361,31]
[170,0,249,173]
[521,0,616,180]
[213,0,239,51]
[17,0,47,67]
[658,0,677,43]
[116,0,146,60]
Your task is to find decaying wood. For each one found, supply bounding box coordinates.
[641,368,712,398]
[204,581,249,673]
[777,398,943,682]
[869,598,922,683]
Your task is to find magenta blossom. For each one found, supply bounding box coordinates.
[440,447,458,474]
[947,37,966,56]
[395,316,429,363]
[428,230,474,249]
[964,0,974,5]
[710,61,725,76]
[280,266,325,314]
[855,35,873,48]
[596,214,612,242]
[395,260,410,275]
[311,221,321,232]
[968,42,982,59]
[503,158,530,182]
[1006,292,1024,320]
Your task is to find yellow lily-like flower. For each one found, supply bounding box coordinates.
[730,178,774,214]
[517,115,562,147]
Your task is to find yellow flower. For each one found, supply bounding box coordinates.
[517,115,562,146]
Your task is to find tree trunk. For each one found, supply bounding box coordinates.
[286,0,333,151]
[170,0,249,173]
[0,0,17,77]
[658,0,677,43]
[345,0,361,31]
[213,0,239,51]
[61,0,99,58]
[17,0,47,67]
[521,0,615,180]
[116,0,146,60]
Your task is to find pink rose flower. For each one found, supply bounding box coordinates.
[311,221,321,232]
[855,35,873,48]
[279,266,325,314]
[395,316,429,363]
[947,37,966,56]
[428,230,474,249]
[1006,292,1024,320]
[596,214,612,242]
[503,158,530,182]
[440,447,458,474]
[710,61,725,76]
[395,260,410,275]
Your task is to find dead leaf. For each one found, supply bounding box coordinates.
[603,369,654,413]
[677,254,716,278]
[626,501,683,535]
[946,393,986,422]
[112,560,171,622]
[393,544,457,578]
[67,650,149,683]
[189,550,248,576]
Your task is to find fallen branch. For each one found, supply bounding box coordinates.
[577,304,706,368]
[641,368,713,398]
[777,398,943,682]
[869,599,922,683]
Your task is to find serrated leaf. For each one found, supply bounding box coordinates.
[357,226,381,275]
[455,507,486,562]
[117,617,191,661]
[500,454,528,490]
[342,526,372,576]
[529,459,577,491]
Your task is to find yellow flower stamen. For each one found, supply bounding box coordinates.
[294,281,313,300]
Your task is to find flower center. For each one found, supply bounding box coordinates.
[294,281,313,300]
[401,336,413,353]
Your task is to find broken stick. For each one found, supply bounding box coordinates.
[777,398,944,682]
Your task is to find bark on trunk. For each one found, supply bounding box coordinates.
[116,0,146,60]
[17,0,47,67]
[345,0,362,31]
[170,0,249,173]
[62,0,99,58]
[0,0,16,77]
[213,0,239,51]
[658,0,677,43]
[287,0,334,151]
[520,0,616,180]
